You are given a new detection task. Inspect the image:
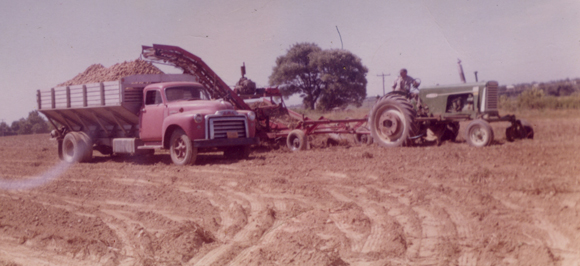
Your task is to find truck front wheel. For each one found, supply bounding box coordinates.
[61,132,93,163]
[170,129,197,165]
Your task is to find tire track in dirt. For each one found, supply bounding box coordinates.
[435,198,478,266]
[193,190,275,265]
[3,116,580,266]
[327,184,427,265]
[374,181,464,265]
[491,192,580,265]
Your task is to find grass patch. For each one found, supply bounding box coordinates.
[290,106,372,120]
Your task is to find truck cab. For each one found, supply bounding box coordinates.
[139,81,258,165]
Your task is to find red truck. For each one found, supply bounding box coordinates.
[37,74,258,165]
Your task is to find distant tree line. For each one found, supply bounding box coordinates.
[499,78,580,111]
[499,78,580,97]
[0,111,50,137]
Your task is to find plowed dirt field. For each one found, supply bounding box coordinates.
[1,111,580,266]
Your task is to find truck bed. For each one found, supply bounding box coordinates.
[37,74,197,135]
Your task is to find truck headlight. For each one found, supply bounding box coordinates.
[194,113,203,123]
[247,111,256,121]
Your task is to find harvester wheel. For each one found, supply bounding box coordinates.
[448,122,460,141]
[287,129,307,151]
[354,127,373,145]
[506,119,534,142]
[505,125,516,142]
[61,131,93,163]
[224,146,250,159]
[465,119,494,147]
[170,129,197,165]
[519,119,534,139]
[439,122,460,143]
[368,95,418,147]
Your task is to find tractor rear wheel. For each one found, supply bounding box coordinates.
[368,95,418,147]
[465,119,494,147]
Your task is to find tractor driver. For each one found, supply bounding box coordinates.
[392,68,423,111]
[392,68,420,95]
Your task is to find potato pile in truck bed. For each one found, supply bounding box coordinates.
[57,59,164,87]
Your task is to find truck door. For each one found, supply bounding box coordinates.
[140,90,166,141]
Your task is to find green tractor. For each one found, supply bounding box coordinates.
[368,80,533,147]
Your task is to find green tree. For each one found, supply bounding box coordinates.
[16,118,32,135]
[0,121,12,136]
[312,49,367,110]
[11,120,20,134]
[8,111,50,135]
[27,110,49,134]
[269,43,368,110]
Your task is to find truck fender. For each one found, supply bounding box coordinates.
[161,112,205,148]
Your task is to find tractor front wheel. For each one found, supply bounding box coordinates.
[465,119,494,147]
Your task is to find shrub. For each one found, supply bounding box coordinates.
[517,88,545,109]
[500,90,580,110]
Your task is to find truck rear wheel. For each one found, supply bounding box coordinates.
[61,132,93,163]
[170,129,197,165]
[465,119,494,147]
[368,95,418,147]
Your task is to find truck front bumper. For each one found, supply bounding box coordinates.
[193,137,259,148]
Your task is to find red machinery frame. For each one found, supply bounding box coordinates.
[141,44,370,146]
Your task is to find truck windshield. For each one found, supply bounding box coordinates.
[165,86,210,102]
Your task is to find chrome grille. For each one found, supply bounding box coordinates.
[486,84,498,110]
[208,116,247,139]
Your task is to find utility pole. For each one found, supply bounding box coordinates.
[377,73,391,96]
[336,26,343,49]
[1,119,4,137]
[457,59,466,83]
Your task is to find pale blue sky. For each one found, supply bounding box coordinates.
[1,0,579,123]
